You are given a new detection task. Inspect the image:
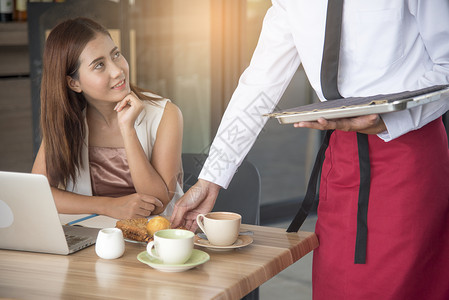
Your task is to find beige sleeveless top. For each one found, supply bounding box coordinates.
[89,146,135,197]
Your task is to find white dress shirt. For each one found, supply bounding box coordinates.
[200,0,449,188]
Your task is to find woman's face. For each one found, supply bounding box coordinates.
[67,33,130,105]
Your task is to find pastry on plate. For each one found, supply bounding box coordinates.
[116,216,189,243]
[116,218,152,243]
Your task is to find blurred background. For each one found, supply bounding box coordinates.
[0,0,321,226]
[2,2,448,299]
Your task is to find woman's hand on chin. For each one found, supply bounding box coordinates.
[114,92,144,134]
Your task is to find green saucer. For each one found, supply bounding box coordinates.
[137,249,210,272]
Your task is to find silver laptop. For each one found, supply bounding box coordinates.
[0,171,99,255]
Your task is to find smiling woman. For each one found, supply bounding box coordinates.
[31,17,184,220]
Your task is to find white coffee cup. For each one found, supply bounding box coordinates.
[146,229,194,264]
[95,228,125,259]
[196,212,241,246]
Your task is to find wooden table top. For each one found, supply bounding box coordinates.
[0,224,318,300]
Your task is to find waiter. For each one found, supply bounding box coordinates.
[172,1,449,299]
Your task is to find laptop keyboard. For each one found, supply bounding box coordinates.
[65,234,90,246]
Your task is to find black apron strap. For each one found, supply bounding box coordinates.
[354,132,370,264]
[287,0,371,264]
[287,129,334,232]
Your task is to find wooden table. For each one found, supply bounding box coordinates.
[0,224,318,299]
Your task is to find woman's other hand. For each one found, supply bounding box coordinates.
[108,193,163,220]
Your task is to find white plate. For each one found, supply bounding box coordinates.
[124,238,147,245]
[137,249,210,272]
[194,235,253,251]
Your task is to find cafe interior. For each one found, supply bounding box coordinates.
[1,0,447,299]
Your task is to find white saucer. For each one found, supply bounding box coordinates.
[194,235,253,251]
[137,249,210,272]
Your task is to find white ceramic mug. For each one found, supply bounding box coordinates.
[95,228,125,259]
[196,212,241,246]
[146,229,194,264]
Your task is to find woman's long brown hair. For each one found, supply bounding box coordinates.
[41,17,159,187]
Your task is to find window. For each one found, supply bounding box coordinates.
[130,0,213,153]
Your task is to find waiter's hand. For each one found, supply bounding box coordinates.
[170,179,221,231]
[294,114,387,135]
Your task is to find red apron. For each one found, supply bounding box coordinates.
[313,117,449,299]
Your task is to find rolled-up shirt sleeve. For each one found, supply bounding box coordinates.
[198,0,301,188]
